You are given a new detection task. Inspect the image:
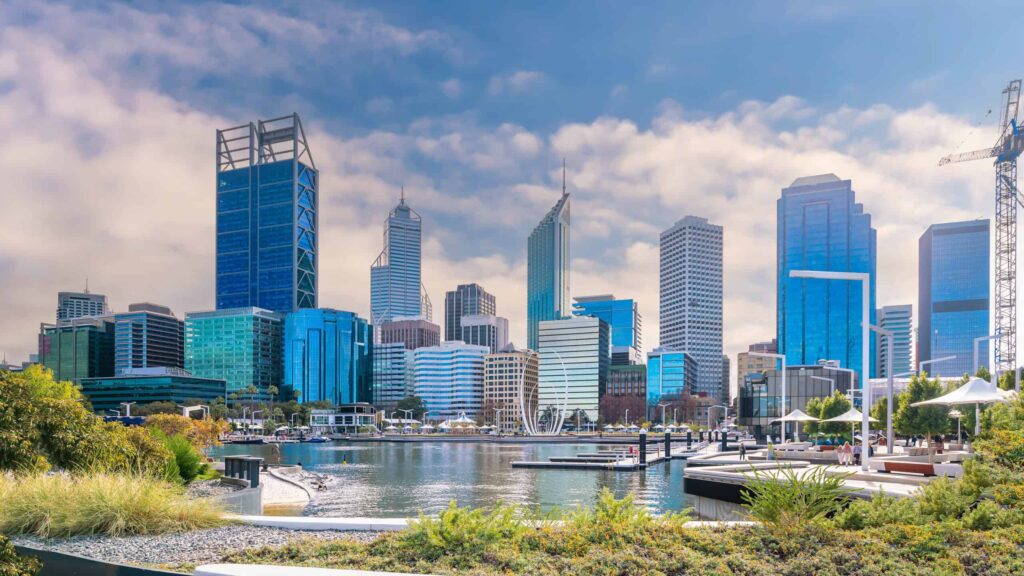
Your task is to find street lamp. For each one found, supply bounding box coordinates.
[750,351,786,442]
[657,402,669,428]
[119,402,136,417]
[868,324,896,452]
[790,269,871,472]
[974,333,1001,378]
[949,409,964,442]
[918,355,956,378]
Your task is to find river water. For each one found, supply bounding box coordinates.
[210,441,693,517]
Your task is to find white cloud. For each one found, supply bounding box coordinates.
[440,78,462,99]
[488,70,545,95]
[365,97,394,114]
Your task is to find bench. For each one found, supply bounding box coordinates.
[879,460,935,476]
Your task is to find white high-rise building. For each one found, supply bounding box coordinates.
[414,341,488,421]
[57,290,110,324]
[659,215,724,399]
[877,305,913,378]
[537,316,609,425]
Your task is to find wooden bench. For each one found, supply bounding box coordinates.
[879,460,935,476]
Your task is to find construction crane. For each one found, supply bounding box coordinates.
[939,79,1024,374]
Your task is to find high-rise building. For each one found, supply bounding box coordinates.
[414,341,489,421]
[572,295,642,365]
[735,339,778,404]
[659,215,724,398]
[483,345,539,433]
[778,174,877,381]
[371,342,415,410]
[460,314,509,353]
[599,364,646,425]
[114,303,184,375]
[721,354,731,405]
[39,316,115,384]
[80,368,226,415]
[215,114,318,313]
[379,318,440,350]
[646,347,698,420]
[445,284,496,342]
[877,304,914,378]
[185,308,283,399]
[537,316,608,424]
[57,290,110,324]
[283,309,372,405]
[371,192,428,324]
[919,220,990,377]
[527,186,571,350]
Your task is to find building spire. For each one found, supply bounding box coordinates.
[84,277,89,294]
[561,158,566,196]
[400,185,405,204]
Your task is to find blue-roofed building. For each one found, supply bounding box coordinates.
[572,295,642,365]
[283,309,372,405]
[215,114,317,313]
[646,347,697,420]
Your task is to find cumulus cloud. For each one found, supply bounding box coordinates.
[488,70,546,95]
[440,78,463,99]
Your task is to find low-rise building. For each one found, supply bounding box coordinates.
[79,367,226,414]
[599,364,646,425]
[483,344,538,433]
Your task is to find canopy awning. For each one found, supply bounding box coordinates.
[912,377,1010,407]
[823,408,878,424]
[771,408,819,424]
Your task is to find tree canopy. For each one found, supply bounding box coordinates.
[894,372,949,437]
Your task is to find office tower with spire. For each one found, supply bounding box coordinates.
[527,163,571,350]
[371,189,431,324]
[215,114,317,313]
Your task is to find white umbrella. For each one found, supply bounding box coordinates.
[653,424,665,430]
[771,409,819,442]
[823,407,878,441]
[912,377,1009,435]
[603,424,614,431]
[421,424,435,432]
[384,425,398,431]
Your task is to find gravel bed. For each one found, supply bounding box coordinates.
[11,525,382,568]
[186,478,243,499]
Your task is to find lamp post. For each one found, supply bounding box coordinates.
[119,402,136,418]
[918,355,956,378]
[625,408,630,426]
[707,404,728,436]
[974,333,1001,378]
[949,409,963,443]
[657,402,669,428]
[673,408,678,426]
[868,324,895,452]
[790,269,870,472]
[750,351,786,443]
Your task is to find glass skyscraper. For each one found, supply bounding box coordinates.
[777,174,877,382]
[215,114,317,313]
[572,295,642,365]
[537,316,608,424]
[646,347,697,419]
[185,308,283,398]
[919,220,990,377]
[372,342,415,410]
[877,304,914,378]
[527,191,571,350]
[283,309,372,405]
[39,316,115,384]
[371,193,426,324]
[114,303,184,374]
[414,341,489,420]
[445,283,496,342]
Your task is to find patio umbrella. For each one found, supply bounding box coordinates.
[421,424,435,432]
[823,407,878,441]
[771,409,820,442]
[384,425,398,432]
[653,424,665,431]
[912,377,1009,435]
[603,424,614,431]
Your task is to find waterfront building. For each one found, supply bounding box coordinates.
[572,295,642,365]
[877,304,914,378]
[371,342,415,410]
[379,318,440,350]
[483,344,539,433]
[445,283,496,342]
[659,215,724,399]
[537,316,609,424]
[185,308,283,399]
[646,347,698,420]
[599,364,646,425]
[737,364,855,439]
[735,339,778,404]
[460,314,509,353]
[79,367,226,415]
[414,341,489,421]
[215,114,318,313]
[527,187,571,350]
[39,316,115,383]
[57,290,109,324]
[721,355,731,406]
[283,309,372,405]
[371,192,429,324]
[114,303,184,374]
[919,220,990,377]
[778,174,877,381]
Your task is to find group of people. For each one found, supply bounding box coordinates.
[835,441,856,465]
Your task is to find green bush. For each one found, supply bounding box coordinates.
[833,491,923,529]
[159,434,206,484]
[403,501,532,567]
[963,500,999,530]
[916,477,977,522]
[741,465,853,525]
[0,535,39,576]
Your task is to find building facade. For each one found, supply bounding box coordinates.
[659,215,724,399]
[215,114,318,313]
[445,283,496,342]
[735,339,779,406]
[371,342,415,410]
[537,316,609,424]
[737,364,855,439]
[778,174,877,381]
[185,308,283,399]
[572,295,642,365]
[527,191,571,350]
[80,368,226,415]
[599,364,646,425]
[39,316,115,384]
[114,303,184,374]
[483,345,539,433]
[414,341,489,421]
[57,290,109,324]
[379,318,440,350]
[283,309,372,405]
[371,194,427,324]
[646,347,698,420]
[460,314,509,353]
[919,220,990,378]
[877,304,914,378]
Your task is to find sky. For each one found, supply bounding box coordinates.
[0,0,1017,383]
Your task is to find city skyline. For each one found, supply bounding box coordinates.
[1,1,1017,385]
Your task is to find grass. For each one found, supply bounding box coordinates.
[0,472,229,538]
[740,465,853,525]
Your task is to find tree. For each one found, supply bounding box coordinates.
[804,397,824,434]
[134,401,179,416]
[870,395,890,428]
[396,396,427,420]
[894,372,949,438]
[817,392,852,435]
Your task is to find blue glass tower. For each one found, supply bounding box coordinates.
[527,187,571,351]
[371,192,425,324]
[919,220,990,377]
[646,347,697,418]
[572,295,641,365]
[216,114,317,313]
[777,174,877,382]
[283,309,372,405]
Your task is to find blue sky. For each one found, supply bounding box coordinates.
[0,0,1015,377]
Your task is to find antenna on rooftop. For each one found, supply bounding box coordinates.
[562,158,566,195]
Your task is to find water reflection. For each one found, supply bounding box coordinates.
[211,441,692,517]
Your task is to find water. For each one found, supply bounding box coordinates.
[210,441,693,517]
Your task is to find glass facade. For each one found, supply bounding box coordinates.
[918,220,990,377]
[283,309,372,405]
[777,174,877,382]
[114,303,184,374]
[527,192,571,350]
[39,317,115,384]
[371,198,423,324]
[371,342,415,410]
[414,341,489,420]
[537,316,609,424]
[80,370,226,415]
[185,308,283,398]
[877,304,913,378]
[460,314,509,353]
[572,295,642,365]
[57,291,109,323]
[646,347,697,418]
[445,283,496,342]
[738,364,855,439]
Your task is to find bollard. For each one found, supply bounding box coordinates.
[639,430,647,465]
[721,430,728,453]
[665,431,672,458]
[224,457,234,479]
[687,430,692,449]
[245,457,263,488]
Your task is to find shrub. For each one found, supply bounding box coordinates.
[833,491,923,529]
[916,477,977,522]
[0,535,39,576]
[0,472,227,537]
[741,465,853,525]
[963,500,999,530]
[156,433,206,484]
[403,501,532,566]
[145,414,229,453]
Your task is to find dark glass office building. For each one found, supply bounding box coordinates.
[80,368,227,415]
[114,303,184,374]
[737,364,855,439]
[39,317,115,384]
[918,220,990,377]
[444,283,496,342]
[216,114,317,313]
[283,309,372,405]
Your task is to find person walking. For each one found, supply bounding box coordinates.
[739,442,747,461]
